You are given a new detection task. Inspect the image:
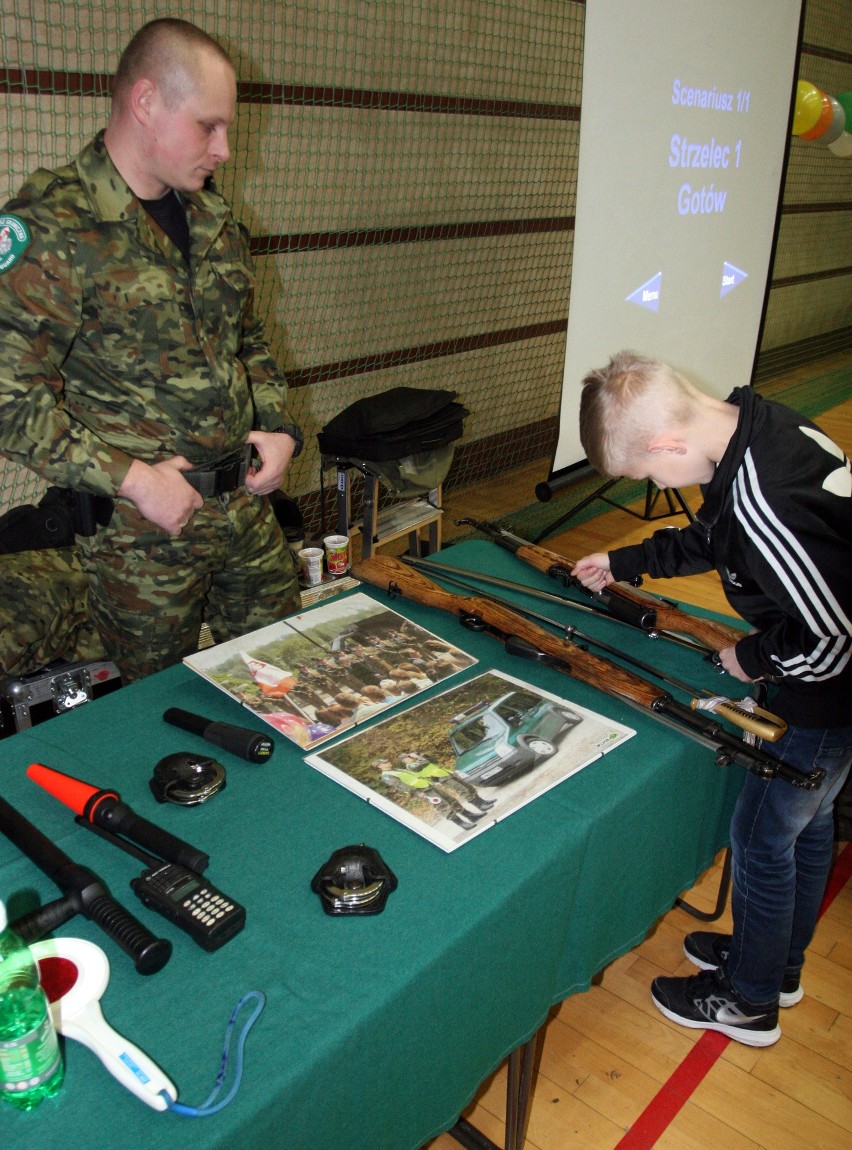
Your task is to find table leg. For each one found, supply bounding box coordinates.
[448,1026,543,1150]
[506,1030,541,1150]
[675,845,732,922]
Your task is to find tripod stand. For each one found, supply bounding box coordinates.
[532,478,694,545]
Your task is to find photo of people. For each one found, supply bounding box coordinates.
[184,592,477,748]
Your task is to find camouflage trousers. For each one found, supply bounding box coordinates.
[77,488,300,682]
[420,783,469,817]
[0,546,104,678]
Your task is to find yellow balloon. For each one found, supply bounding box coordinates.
[793,80,823,136]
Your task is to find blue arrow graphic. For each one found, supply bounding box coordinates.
[721,261,748,298]
[625,271,662,313]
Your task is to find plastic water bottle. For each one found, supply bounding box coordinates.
[0,900,64,1110]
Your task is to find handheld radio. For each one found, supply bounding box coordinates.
[26,763,245,951]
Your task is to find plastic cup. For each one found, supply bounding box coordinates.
[323,534,350,576]
[298,547,324,586]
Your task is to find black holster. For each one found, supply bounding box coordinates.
[71,491,114,536]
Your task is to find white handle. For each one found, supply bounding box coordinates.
[60,1002,177,1111]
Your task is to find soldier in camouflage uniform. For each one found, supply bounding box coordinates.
[0,19,301,682]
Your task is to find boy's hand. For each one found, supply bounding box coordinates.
[718,644,755,683]
[572,552,615,591]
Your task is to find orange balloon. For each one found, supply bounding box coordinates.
[800,91,835,140]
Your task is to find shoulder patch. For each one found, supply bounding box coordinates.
[0,214,32,273]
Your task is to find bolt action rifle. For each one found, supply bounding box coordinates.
[351,555,822,789]
[401,555,786,743]
[458,517,746,654]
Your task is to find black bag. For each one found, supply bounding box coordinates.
[317,387,468,463]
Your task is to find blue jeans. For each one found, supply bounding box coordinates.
[726,724,852,1007]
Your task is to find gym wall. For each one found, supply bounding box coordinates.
[1,1,849,531]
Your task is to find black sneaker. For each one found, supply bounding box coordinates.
[651,969,781,1047]
[683,931,804,1008]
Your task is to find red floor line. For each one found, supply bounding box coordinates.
[612,840,852,1150]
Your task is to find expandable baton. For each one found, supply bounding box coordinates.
[0,795,171,974]
[26,762,209,874]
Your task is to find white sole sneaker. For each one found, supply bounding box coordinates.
[683,938,804,1008]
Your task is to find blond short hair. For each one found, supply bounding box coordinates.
[112,18,232,111]
[579,350,702,476]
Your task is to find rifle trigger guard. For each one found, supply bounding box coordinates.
[387,579,401,600]
[459,609,487,632]
[547,563,574,587]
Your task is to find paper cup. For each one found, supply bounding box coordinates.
[323,534,350,576]
[298,547,324,586]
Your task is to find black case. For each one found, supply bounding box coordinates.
[0,658,121,736]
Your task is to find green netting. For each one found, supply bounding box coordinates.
[0,1,849,525]
[0,1,585,520]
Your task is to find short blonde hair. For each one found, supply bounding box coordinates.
[112,18,232,111]
[579,350,702,476]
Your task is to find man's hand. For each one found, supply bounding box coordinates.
[244,430,298,496]
[117,457,203,535]
[572,552,615,592]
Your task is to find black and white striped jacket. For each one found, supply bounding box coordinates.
[610,386,851,728]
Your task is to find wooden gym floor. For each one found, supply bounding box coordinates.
[421,371,852,1150]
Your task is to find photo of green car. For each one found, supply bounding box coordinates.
[449,688,582,786]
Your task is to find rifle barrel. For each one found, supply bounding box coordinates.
[458,517,746,651]
[402,558,786,743]
[352,555,821,790]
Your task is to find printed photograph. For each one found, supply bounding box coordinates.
[184,592,477,749]
[306,669,635,850]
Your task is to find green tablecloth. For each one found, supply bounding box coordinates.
[0,540,744,1149]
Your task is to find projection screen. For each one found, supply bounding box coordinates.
[550,0,804,477]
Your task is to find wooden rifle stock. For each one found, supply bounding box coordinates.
[358,555,662,706]
[352,555,822,789]
[401,556,786,743]
[460,518,745,651]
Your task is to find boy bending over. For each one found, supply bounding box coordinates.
[573,350,851,1047]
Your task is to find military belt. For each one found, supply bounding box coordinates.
[184,446,252,498]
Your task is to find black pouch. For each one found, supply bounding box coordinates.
[0,487,76,551]
[71,491,114,537]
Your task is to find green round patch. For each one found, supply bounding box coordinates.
[0,214,31,273]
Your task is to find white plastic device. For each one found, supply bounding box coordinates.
[30,936,177,1111]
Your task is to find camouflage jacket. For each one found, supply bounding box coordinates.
[0,132,300,497]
